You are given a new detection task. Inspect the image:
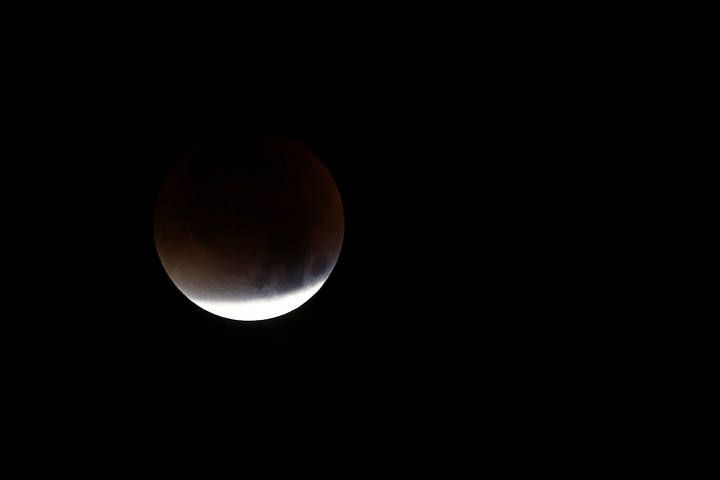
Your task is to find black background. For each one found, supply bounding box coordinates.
[2,5,714,476]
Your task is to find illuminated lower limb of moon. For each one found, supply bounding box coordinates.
[189,280,326,321]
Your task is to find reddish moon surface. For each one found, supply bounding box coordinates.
[154,136,344,320]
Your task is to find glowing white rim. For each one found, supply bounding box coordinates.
[186,279,327,321]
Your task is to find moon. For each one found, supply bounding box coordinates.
[153,136,344,321]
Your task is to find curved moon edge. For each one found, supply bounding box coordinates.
[186,277,328,321]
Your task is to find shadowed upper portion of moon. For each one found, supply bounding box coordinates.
[154,136,344,320]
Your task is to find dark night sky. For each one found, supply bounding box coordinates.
[2,5,715,476]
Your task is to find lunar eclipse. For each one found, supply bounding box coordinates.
[153,136,344,321]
